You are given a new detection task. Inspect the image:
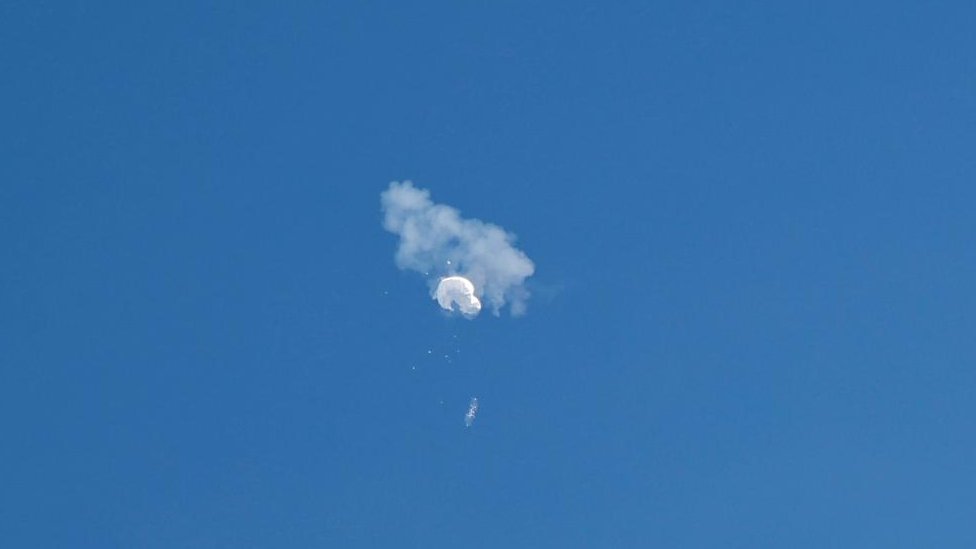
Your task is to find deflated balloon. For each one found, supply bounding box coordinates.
[435,276,482,317]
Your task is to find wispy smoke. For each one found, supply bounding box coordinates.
[381,181,535,316]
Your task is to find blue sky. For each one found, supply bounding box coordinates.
[2,2,975,547]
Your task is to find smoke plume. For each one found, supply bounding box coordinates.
[381,181,535,317]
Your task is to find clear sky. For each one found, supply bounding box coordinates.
[2,2,975,547]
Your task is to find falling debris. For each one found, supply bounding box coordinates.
[464,397,479,428]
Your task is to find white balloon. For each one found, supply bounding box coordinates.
[435,276,482,317]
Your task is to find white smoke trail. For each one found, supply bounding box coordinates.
[381,181,535,317]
